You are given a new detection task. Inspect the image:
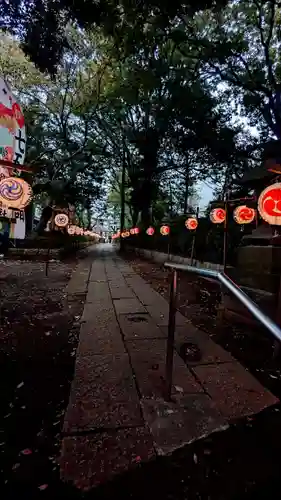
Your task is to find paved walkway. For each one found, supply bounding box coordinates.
[60,244,278,490]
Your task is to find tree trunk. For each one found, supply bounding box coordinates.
[184,167,189,214]
[120,149,126,251]
[36,204,53,234]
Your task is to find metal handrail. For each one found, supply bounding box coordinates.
[163,261,281,401]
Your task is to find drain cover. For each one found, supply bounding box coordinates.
[127,316,148,323]
[179,342,202,363]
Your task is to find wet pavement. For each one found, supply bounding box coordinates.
[60,245,278,490]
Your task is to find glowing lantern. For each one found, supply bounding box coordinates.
[67,225,76,235]
[54,213,69,227]
[121,231,130,238]
[210,208,226,224]
[233,205,255,225]
[0,177,32,209]
[0,77,26,167]
[146,226,155,236]
[185,218,198,230]
[130,227,139,235]
[160,225,170,236]
[258,183,281,225]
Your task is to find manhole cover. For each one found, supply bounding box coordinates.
[127,316,148,323]
[179,342,202,363]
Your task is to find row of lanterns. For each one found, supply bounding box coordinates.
[112,206,256,240]
[54,213,100,238]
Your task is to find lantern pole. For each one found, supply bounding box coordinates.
[190,207,199,266]
[223,192,229,273]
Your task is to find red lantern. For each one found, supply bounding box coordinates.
[233,205,255,224]
[258,183,281,225]
[185,218,198,230]
[160,225,170,236]
[210,208,226,224]
[146,226,155,236]
[130,227,140,235]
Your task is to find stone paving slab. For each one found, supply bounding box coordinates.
[89,261,107,282]
[114,297,146,315]
[145,304,188,327]
[193,362,278,419]
[170,325,235,366]
[127,339,203,399]
[86,281,111,302]
[77,322,125,355]
[118,313,165,340]
[141,395,227,455]
[64,353,143,433]
[126,281,168,306]
[81,301,114,323]
[61,427,156,490]
[110,285,135,299]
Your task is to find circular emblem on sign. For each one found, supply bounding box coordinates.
[54,213,69,227]
[146,226,155,236]
[210,208,226,224]
[233,205,255,225]
[185,218,198,230]
[0,78,26,166]
[160,225,170,236]
[0,177,32,208]
[258,183,281,225]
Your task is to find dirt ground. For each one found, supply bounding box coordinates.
[0,258,84,498]
[1,252,281,499]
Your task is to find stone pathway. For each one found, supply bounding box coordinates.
[60,244,278,490]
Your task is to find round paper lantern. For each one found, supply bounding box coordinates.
[67,225,76,235]
[210,208,226,224]
[160,225,170,236]
[54,213,69,227]
[146,226,155,236]
[258,183,281,225]
[233,205,255,225]
[121,231,130,238]
[0,77,26,166]
[130,227,139,235]
[185,218,198,230]
[0,177,32,208]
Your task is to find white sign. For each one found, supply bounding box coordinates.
[0,77,26,166]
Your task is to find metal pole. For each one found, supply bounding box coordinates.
[167,233,171,261]
[165,269,178,401]
[223,195,229,273]
[46,246,51,277]
[190,206,199,266]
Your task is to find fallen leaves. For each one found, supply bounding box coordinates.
[21,448,32,455]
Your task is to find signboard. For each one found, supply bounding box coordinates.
[0,209,25,239]
[0,78,26,167]
[258,182,281,225]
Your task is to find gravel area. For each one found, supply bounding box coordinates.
[0,259,83,497]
